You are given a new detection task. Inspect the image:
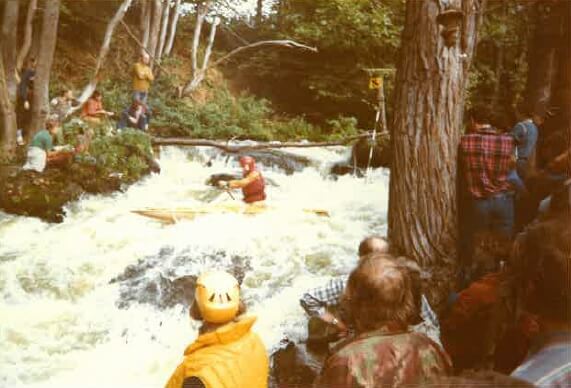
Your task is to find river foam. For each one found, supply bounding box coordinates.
[0,145,389,387]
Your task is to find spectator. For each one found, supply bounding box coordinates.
[299,236,442,347]
[17,57,36,143]
[459,104,517,283]
[117,99,149,131]
[132,52,154,104]
[80,90,114,124]
[510,214,571,387]
[511,107,543,180]
[314,255,451,388]
[165,271,269,388]
[50,89,77,122]
[22,116,62,173]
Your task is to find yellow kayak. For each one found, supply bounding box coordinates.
[132,203,329,224]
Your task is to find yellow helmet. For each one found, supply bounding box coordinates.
[195,271,240,323]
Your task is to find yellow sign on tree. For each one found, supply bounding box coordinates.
[369,76,383,89]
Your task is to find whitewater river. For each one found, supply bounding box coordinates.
[0,146,389,387]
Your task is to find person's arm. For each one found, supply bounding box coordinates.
[299,277,348,332]
[146,66,154,82]
[227,171,260,189]
[511,123,525,147]
[133,63,147,79]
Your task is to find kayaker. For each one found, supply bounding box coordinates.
[217,156,266,203]
[165,270,269,388]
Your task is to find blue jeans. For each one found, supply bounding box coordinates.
[472,193,515,238]
[133,91,148,104]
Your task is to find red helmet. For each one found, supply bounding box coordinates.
[239,155,256,171]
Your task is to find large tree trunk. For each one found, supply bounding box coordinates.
[156,0,171,61]
[0,51,18,159]
[147,0,163,61]
[16,0,37,75]
[75,0,134,107]
[256,0,263,26]
[388,0,485,303]
[27,0,60,139]
[164,0,181,56]
[1,0,19,103]
[524,0,565,115]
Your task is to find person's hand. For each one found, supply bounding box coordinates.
[321,311,348,334]
[217,180,229,189]
[24,101,30,110]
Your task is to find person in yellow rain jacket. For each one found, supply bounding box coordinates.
[165,271,269,388]
[132,52,154,104]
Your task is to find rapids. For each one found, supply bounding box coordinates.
[0,146,389,387]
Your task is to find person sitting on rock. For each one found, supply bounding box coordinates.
[117,99,149,131]
[80,90,114,124]
[217,156,266,204]
[314,255,451,387]
[300,236,442,347]
[22,116,64,173]
[165,270,269,388]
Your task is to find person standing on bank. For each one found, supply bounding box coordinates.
[459,105,517,282]
[511,107,543,181]
[132,52,154,104]
[217,156,266,204]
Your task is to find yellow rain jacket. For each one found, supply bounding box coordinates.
[132,62,154,92]
[165,315,268,388]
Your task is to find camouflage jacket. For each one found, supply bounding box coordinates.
[315,326,451,388]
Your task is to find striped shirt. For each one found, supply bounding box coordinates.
[460,127,515,199]
[512,331,571,387]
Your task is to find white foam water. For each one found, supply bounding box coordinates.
[0,145,389,387]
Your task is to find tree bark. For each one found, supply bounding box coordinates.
[524,0,564,115]
[0,52,18,159]
[191,1,210,79]
[147,0,163,60]
[1,0,19,103]
[140,0,151,48]
[256,0,263,26]
[16,0,37,75]
[388,0,485,282]
[74,0,134,109]
[164,0,181,56]
[27,0,61,138]
[156,0,171,61]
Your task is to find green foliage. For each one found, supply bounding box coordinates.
[87,129,152,181]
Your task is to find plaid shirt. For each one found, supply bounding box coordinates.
[460,127,515,199]
[300,276,442,346]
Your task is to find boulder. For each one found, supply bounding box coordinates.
[350,136,391,169]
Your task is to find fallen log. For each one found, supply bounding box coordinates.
[151,133,374,153]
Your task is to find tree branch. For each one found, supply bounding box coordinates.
[16,0,37,75]
[75,0,134,107]
[211,40,318,68]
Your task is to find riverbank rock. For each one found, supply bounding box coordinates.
[270,339,325,387]
[0,152,157,223]
[110,247,252,310]
[351,135,391,169]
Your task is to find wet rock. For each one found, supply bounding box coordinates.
[0,152,159,223]
[227,150,312,175]
[329,163,365,178]
[205,173,240,187]
[270,339,325,387]
[111,248,252,310]
[350,135,391,169]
